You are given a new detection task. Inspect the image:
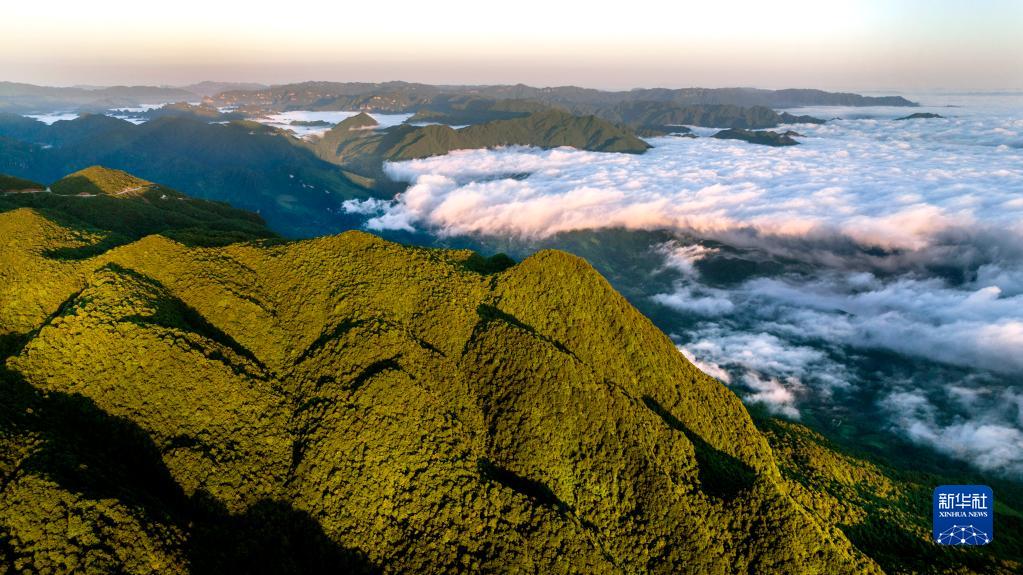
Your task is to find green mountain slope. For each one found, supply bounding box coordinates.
[2,169,1017,574]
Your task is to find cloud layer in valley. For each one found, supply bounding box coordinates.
[347,94,1023,475]
[658,236,1023,474]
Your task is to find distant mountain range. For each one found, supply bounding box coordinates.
[0,82,197,113]
[208,81,910,134]
[179,81,269,97]
[0,80,915,236]
[211,81,917,112]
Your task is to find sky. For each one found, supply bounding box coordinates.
[2,0,1022,91]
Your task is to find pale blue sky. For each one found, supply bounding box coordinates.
[2,0,1020,90]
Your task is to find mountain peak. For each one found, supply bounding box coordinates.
[339,112,379,130]
[1,167,275,252]
[50,165,157,197]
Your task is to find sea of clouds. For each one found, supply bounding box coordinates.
[347,93,1023,474]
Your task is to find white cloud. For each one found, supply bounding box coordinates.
[656,241,719,276]
[660,254,1023,475]
[742,372,802,419]
[341,197,391,215]
[742,273,1023,375]
[677,330,851,419]
[678,346,732,384]
[653,286,735,316]
[882,389,1023,475]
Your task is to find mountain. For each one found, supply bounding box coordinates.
[616,87,916,108]
[0,114,377,236]
[0,82,197,113]
[407,95,553,125]
[179,81,268,97]
[139,102,247,122]
[49,165,157,196]
[289,119,334,127]
[211,85,834,134]
[214,81,442,113]
[211,82,917,113]
[462,85,918,109]
[1,169,1018,574]
[392,110,650,156]
[600,102,824,134]
[404,99,825,134]
[0,113,51,142]
[0,81,911,126]
[895,112,944,120]
[711,128,801,146]
[332,111,379,131]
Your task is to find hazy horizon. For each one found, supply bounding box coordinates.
[10,79,1023,97]
[3,0,1021,92]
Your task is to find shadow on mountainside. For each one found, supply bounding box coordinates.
[0,335,378,574]
[642,395,756,499]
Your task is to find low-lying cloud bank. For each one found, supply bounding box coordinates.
[883,387,1023,475]
[347,96,1023,475]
